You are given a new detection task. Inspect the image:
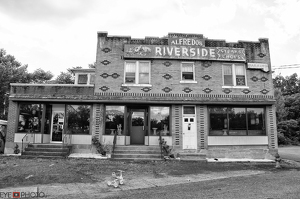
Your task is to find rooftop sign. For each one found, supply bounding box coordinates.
[124,45,246,61]
[168,38,205,47]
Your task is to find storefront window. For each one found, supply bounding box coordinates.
[150,107,170,136]
[18,103,43,133]
[105,106,125,135]
[66,105,91,134]
[209,107,265,136]
[247,108,265,135]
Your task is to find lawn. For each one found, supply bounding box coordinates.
[0,156,293,189]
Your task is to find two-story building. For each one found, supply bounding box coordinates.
[4,31,278,160]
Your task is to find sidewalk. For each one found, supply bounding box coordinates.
[0,169,265,199]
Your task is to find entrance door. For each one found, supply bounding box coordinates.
[50,111,64,142]
[182,106,197,149]
[130,109,146,145]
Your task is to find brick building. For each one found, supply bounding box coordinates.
[5,31,278,160]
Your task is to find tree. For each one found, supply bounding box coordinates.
[0,49,54,120]
[274,88,287,122]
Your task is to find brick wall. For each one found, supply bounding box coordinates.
[95,32,273,99]
[4,100,18,154]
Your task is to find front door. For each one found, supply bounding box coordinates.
[50,111,64,142]
[130,109,146,145]
[182,106,197,149]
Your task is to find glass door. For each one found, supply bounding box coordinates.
[130,109,145,145]
[50,111,64,142]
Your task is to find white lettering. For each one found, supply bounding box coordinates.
[155,47,162,56]
[175,47,180,56]
[190,48,196,56]
[179,39,182,45]
[209,49,215,58]
[202,48,208,56]
[166,47,173,56]
[182,47,189,57]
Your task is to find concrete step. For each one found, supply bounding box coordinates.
[25,147,70,152]
[20,155,66,159]
[22,151,69,156]
[113,149,162,154]
[27,144,70,149]
[112,157,162,161]
[114,146,161,151]
[113,153,162,159]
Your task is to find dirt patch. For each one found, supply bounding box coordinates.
[0,156,297,189]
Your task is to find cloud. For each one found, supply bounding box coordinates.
[0,0,98,25]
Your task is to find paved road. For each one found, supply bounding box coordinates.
[102,170,300,199]
[278,146,300,162]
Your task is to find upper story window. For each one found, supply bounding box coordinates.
[223,63,246,87]
[78,74,88,84]
[75,73,95,85]
[124,61,151,85]
[181,62,197,83]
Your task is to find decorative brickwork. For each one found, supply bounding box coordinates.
[101,47,111,53]
[261,77,268,82]
[202,75,212,81]
[183,87,192,93]
[141,87,151,92]
[162,74,172,80]
[260,89,269,94]
[163,61,172,67]
[162,87,172,93]
[94,104,105,140]
[267,105,278,150]
[223,88,232,94]
[251,76,259,82]
[99,86,109,92]
[242,89,251,94]
[172,105,182,146]
[198,105,208,150]
[101,60,111,65]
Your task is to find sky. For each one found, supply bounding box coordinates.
[0,0,300,78]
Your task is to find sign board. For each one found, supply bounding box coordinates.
[247,63,269,72]
[124,45,246,62]
[168,38,205,47]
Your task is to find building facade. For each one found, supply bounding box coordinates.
[5,32,278,160]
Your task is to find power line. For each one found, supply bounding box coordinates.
[272,64,300,69]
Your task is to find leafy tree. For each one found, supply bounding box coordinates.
[274,88,287,122]
[0,49,53,119]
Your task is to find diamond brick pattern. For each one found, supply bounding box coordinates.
[258,53,266,58]
[261,77,268,82]
[100,73,109,78]
[120,86,130,92]
[99,86,109,92]
[203,88,212,93]
[203,61,212,68]
[162,87,172,93]
[163,61,172,67]
[102,47,111,53]
[242,89,251,94]
[183,87,192,93]
[251,76,259,82]
[223,88,232,94]
[202,75,212,81]
[111,73,120,79]
[162,74,172,80]
[260,89,269,94]
[141,87,151,92]
[101,60,111,65]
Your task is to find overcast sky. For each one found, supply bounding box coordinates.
[0,0,299,78]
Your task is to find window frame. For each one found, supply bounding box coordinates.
[208,106,266,136]
[180,62,197,83]
[65,104,92,135]
[123,61,151,86]
[75,73,95,85]
[222,63,248,88]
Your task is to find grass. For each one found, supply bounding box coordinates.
[0,156,297,189]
